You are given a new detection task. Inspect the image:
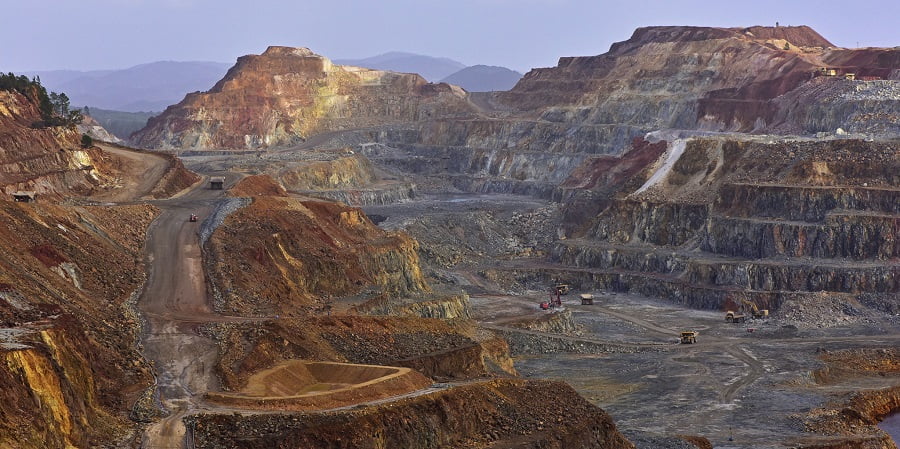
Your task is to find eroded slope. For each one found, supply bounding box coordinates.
[131,46,475,150]
[0,202,158,448]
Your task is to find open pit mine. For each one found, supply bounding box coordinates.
[1,24,899,449]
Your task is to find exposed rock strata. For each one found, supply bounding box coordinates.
[77,115,122,144]
[803,348,900,449]
[499,26,897,136]
[0,90,113,197]
[131,46,474,150]
[0,203,157,448]
[539,137,899,313]
[204,315,511,391]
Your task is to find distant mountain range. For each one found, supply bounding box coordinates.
[334,52,466,82]
[440,65,523,92]
[23,61,231,112]
[334,52,522,91]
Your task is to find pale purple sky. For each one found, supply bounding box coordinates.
[4,0,898,73]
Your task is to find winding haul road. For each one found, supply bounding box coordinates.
[138,183,226,449]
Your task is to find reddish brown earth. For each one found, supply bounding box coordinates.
[203,184,517,389]
[801,349,900,449]
[189,379,635,449]
[205,195,428,315]
[0,89,115,197]
[3,23,896,449]
[207,314,511,390]
[227,174,288,197]
[131,46,475,150]
[499,25,897,133]
[0,201,158,448]
[0,85,212,448]
[206,361,433,411]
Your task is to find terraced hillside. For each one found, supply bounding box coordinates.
[547,137,898,316]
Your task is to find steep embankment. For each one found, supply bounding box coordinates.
[127,27,898,202]
[545,137,899,317]
[0,87,199,201]
[355,26,898,200]
[0,202,157,448]
[803,349,900,449]
[0,83,200,448]
[195,180,638,448]
[204,191,428,315]
[205,179,516,386]
[0,90,115,196]
[497,25,896,137]
[131,46,475,150]
[205,315,514,391]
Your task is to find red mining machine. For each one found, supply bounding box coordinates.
[540,283,565,310]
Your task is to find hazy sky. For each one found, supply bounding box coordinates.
[4,0,898,73]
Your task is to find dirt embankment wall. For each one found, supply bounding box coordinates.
[804,386,900,449]
[204,196,429,315]
[804,348,900,449]
[1,323,115,449]
[148,151,201,198]
[0,90,116,198]
[189,379,635,449]
[207,315,515,390]
[0,202,157,447]
[206,361,432,411]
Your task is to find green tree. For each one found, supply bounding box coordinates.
[0,73,80,127]
[81,133,93,148]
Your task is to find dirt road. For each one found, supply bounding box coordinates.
[137,181,229,448]
[94,144,172,202]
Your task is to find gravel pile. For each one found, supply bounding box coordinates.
[199,197,251,245]
[835,80,900,102]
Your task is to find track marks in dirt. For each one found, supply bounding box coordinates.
[720,346,765,403]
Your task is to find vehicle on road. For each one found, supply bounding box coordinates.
[680,331,698,344]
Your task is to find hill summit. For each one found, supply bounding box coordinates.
[131,46,474,150]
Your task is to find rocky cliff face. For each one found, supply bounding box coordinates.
[364,26,897,201]
[129,28,897,204]
[205,314,513,391]
[77,114,122,144]
[548,136,898,314]
[131,46,474,150]
[803,349,900,449]
[0,202,158,448]
[497,26,897,136]
[0,90,115,197]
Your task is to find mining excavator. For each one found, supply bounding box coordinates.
[725,299,768,323]
[540,285,564,310]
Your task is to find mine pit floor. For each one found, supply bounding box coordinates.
[472,291,900,448]
[358,188,900,448]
